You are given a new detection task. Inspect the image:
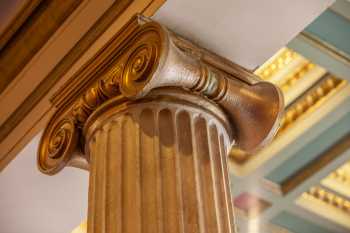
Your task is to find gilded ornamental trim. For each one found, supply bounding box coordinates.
[301,186,350,216]
[298,186,350,229]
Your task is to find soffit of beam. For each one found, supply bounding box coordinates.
[0,0,42,50]
[288,4,350,81]
[263,132,350,195]
[0,0,84,94]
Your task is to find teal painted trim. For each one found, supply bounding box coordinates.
[265,112,350,184]
[288,35,350,80]
[271,212,333,233]
[288,6,350,81]
[331,0,350,22]
[305,10,350,57]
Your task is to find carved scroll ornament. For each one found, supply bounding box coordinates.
[38,16,284,175]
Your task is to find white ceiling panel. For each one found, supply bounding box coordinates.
[154,0,334,70]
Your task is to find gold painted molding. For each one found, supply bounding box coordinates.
[255,47,327,107]
[297,186,350,229]
[306,187,350,212]
[322,160,350,198]
[38,15,283,175]
[255,48,298,81]
[278,75,344,134]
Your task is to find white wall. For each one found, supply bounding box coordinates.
[0,133,89,233]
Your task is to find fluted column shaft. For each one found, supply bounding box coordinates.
[84,88,236,233]
[37,17,282,233]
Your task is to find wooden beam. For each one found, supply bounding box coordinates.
[0,0,165,171]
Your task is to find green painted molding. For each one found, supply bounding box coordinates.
[288,34,350,80]
[265,111,350,185]
[288,7,350,80]
[331,0,350,23]
[305,10,350,58]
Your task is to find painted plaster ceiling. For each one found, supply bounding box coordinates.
[153,0,334,69]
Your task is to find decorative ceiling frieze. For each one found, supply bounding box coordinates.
[297,186,350,229]
[230,47,348,167]
[322,160,350,198]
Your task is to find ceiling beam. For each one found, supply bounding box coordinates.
[288,4,350,80]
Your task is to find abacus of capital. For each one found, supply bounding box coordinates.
[38,16,283,233]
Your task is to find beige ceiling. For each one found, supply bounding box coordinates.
[154,0,334,69]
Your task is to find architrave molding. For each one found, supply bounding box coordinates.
[0,0,84,94]
[0,0,43,50]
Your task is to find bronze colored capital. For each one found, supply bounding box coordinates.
[38,15,283,175]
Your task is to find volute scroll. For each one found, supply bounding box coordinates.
[37,112,79,175]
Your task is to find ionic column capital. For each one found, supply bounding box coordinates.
[38,15,283,175]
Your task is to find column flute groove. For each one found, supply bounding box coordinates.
[192,116,207,233]
[173,110,185,233]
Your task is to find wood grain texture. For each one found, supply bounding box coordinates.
[0,0,83,93]
[0,0,42,50]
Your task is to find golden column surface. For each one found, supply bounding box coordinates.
[37,16,283,233]
[85,88,235,233]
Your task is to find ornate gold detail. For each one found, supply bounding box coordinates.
[298,186,350,229]
[321,160,350,198]
[255,48,298,80]
[278,76,344,133]
[120,41,160,97]
[38,67,122,174]
[279,63,315,92]
[38,16,283,174]
[72,71,121,127]
[304,186,350,214]
[38,114,78,174]
[329,163,350,186]
[255,47,327,108]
